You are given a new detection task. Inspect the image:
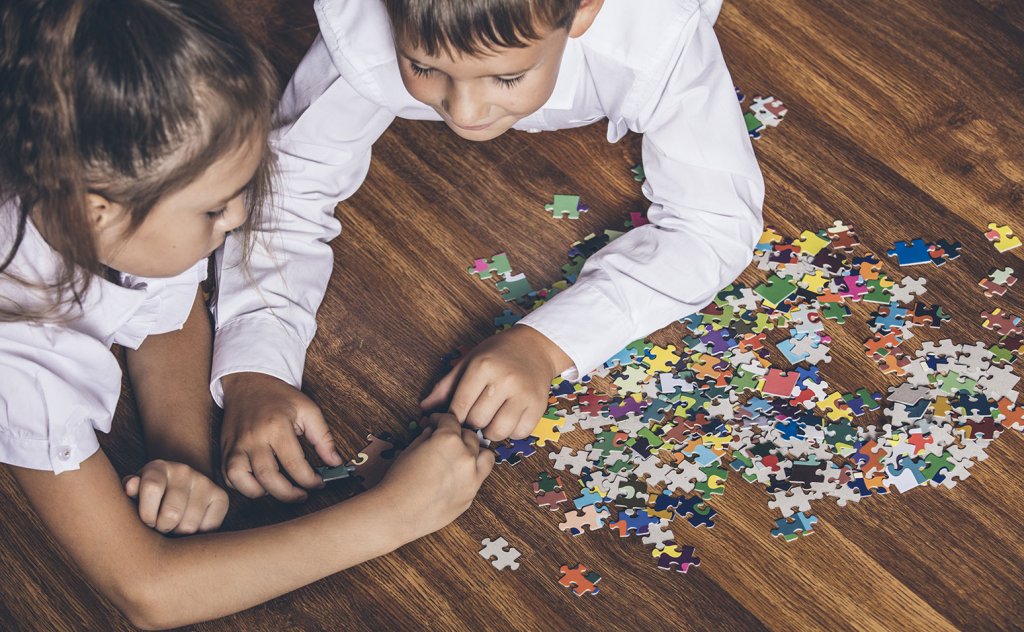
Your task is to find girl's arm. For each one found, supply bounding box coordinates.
[126,287,215,476]
[10,415,492,629]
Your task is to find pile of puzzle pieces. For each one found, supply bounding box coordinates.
[462,193,1022,577]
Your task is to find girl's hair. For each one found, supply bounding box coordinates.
[0,0,278,322]
[382,0,581,57]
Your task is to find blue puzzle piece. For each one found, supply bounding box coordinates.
[886,239,932,266]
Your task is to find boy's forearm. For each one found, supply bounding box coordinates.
[126,288,216,477]
[147,488,410,626]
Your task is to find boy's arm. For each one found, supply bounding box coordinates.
[210,34,395,405]
[518,13,765,378]
[126,287,215,476]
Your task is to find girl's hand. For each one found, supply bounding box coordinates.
[372,414,494,539]
[122,460,229,535]
[420,326,573,441]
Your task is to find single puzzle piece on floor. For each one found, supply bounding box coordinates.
[467,253,512,280]
[534,489,569,511]
[558,564,601,596]
[479,537,521,571]
[886,239,931,266]
[749,95,787,127]
[985,223,1022,252]
[545,194,589,219]
[979,267,1017,297]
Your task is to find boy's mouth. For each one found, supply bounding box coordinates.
[450,120,494,132]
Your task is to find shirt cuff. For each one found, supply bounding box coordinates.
[210,314,308,407]
[517,282,635,381]
[0,418,101,475]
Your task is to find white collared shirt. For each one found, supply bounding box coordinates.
[210,0,763,400]
[0,199,206,473]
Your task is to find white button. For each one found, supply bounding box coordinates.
[57,447,71,461]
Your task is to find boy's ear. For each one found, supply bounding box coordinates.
[568,0,604,38]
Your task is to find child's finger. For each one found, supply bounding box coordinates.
[197,494,229,533]
[420,367,459,410]
[137,471,168,528]
[515,405,546,440]
[476,447,496,479]
[250,447,307,503]
[272,435,322,490]
[465,384,505,432]
[485,401,524,442]
[173,494,210,535]
[448,370,490,426]
[459,427,482,453]
[122,475,141,498]
[155,483,191,533]
[222,451,266,498]
[295,405,343,467]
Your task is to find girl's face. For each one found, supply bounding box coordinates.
[92,136,263,278]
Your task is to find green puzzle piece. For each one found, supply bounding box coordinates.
[545,194,588,219]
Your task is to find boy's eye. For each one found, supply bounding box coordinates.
[496,74,525,88]
[410,62,434,78]
[207,207,227,219]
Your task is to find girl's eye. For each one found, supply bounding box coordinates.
[410,63,434,78]
[496,74,525,89]
[207,207,227,219]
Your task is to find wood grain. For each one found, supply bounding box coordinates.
[1,0,1021,629]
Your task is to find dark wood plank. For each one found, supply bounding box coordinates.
[1,0,1021,629]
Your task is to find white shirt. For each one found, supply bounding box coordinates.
[210,0,763,401]
[0,199,206,473]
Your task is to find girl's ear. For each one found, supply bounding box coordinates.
[568,0,604,38]
[85,193,124,232]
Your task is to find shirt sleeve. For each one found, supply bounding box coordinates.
[209,34,396,406]
[0,322,121,474]
[518,11,764,379]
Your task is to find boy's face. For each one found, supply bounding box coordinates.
[395,28,571,142]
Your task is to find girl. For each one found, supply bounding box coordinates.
[0,1,493,628]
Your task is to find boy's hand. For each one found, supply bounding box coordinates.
[372,413,494,538]
[220,373,344,503]
[420,326,573,442]
[122,460,229,535]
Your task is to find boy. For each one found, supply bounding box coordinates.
[212,0,764,502]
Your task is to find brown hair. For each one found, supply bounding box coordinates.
[0,0,278,321]
[383,0,581,57]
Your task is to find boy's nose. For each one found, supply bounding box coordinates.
[443,83,489,129]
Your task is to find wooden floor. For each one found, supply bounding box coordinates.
[2,1,1023,630]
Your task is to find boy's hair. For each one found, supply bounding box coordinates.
[383,0,581,57]
[0,0,279,322]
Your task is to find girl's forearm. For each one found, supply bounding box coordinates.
[126,288,216,476]
[147,488,411,627]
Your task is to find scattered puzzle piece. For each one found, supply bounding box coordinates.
[479,537,521,571]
